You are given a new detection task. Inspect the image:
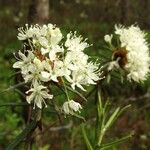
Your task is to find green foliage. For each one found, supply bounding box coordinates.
[81,89,132,150]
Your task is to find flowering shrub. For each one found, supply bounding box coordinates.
[3,23,150,149]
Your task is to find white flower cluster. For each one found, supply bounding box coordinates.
[104,25,150,82]
[13,24,100,111]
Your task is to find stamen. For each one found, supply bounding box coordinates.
[13,52,20,60]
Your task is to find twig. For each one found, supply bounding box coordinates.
[0,102,29,107]
[0,82,25,94]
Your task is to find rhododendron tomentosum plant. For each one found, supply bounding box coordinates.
[6,23,150,149]
[104,25,150,82]
[13,24,101,112]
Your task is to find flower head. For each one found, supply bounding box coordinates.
[62,100,82,115]
[110,25,150,82]
[14,23,102,110]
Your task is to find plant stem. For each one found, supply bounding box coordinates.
[61,77,70,101]
[96,86,107,147]
[97,129,105,146]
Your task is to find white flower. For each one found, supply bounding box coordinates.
[23,57,45,84]
[13,50,34,74]
[18,24,63,54]
[49,46,64,61]
[17,24,40,40]
[41,59,64,82]
[38,36,49,48]
[64,51,88,71]
[85,62,100,84]
[65,32,89,52]
[115,25,150,82]
[104,34,113,44]
[26,81,53,109]
[38,24,62,48]
[38,25,47,36]
[62,100,82,114]
[66,70,87,91]
[41,45,64,61]
[65,54,100,91]
[47,24,63,46]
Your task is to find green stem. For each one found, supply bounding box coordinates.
[96,86,105,146]
[81,124,93,150]
[97,129,105,146]
[99,133,133,150]
[66,85,87,101]
[61,77,70,101]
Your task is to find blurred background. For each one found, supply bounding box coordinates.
[0,0,150,149]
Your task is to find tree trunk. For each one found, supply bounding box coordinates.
[28,0,49,24]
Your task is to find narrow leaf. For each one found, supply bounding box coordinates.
[104,107,120,131]
[117,105,131,117]
[106,104,131,129]
[98,133,133,150]
[81,124,93,150]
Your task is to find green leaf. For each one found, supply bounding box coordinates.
[117,105,131,117]
[104,107,120,131]
[81,124,93,150]
[6,120,37,150]
[104,104,131,131]
[97,133,133,150]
